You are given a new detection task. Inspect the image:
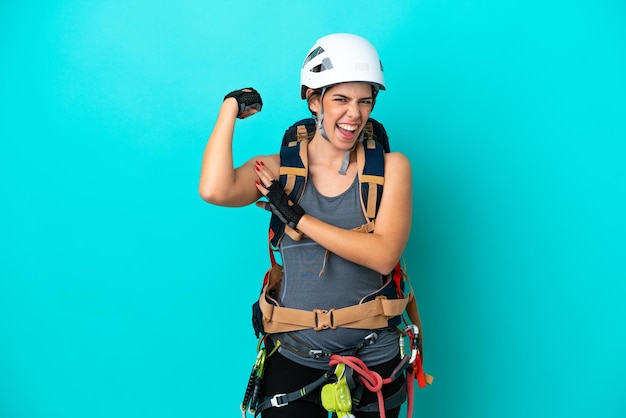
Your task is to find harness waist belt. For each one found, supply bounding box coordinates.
[271,331,380,359]
[259,284,413,334]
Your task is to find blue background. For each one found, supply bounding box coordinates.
[1,1,625,417]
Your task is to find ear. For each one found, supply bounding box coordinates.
[306,89,321,114]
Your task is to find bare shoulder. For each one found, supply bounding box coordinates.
[383,151,412,179]
[375,151,412,242]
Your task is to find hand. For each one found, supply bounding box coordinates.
[224,87,263,119]
[254,161,305,229]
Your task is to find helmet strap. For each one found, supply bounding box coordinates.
[316,87,330,142]
[338,150,351,175]
[315,87,366,175]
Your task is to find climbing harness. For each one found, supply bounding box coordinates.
[244,325,427,418]
[269,330,380,360]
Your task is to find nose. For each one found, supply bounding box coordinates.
[346,100,360,118]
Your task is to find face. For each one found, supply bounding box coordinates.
[309,82,374,149]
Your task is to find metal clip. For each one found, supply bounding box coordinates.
[309,349,325,359]
[363,332,378,345]
[404,324,420,363]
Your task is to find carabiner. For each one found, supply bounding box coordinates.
[403,324,420,364]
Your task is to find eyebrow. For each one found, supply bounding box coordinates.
[331,93,374,100]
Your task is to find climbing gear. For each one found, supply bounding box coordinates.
[300,34,384,161]
[252,115,431,357]
[249,325,424,418]
[245,117,432,417]
[400,325,430,418]
[325,324,428,418]
[300,33,386,99]
[328,354,400,418]
[255,264,415,333]
[321,363,355,418]
[240,339,280,417]
[240,349,265,416]
[252,356,402,417]
[313,86,332,145]
[260,180,306,229]
[253,357,338,416]
[269,331,380,360]
[224,87,263,118]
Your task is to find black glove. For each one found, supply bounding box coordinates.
[224,88,263,118]
[263,181,305,229]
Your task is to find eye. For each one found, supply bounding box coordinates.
[360,99,373,106]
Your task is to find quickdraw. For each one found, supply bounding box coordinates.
[240,339,279,417]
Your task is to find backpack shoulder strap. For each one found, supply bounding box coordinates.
[365,118,390,153]
[269,123,313,247]
[356,125,386,222]
[281,118,316,146]
[270,118,386,244]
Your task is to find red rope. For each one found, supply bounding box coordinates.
[329,354,397,418]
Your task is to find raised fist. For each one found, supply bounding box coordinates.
[224,88,263,119]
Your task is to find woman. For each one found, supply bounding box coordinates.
[199,33,413,418]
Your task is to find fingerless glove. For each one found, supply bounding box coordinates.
[224,88,263,118]
[264,181,305,229]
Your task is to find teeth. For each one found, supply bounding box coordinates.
[337,123,357,131]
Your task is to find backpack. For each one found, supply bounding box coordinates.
[252,117,433,388]
[268,117,389,248]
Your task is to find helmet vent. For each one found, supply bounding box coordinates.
[311,57,333,73]
[303,46,325,66]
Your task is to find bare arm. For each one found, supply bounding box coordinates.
[199,95,278,207]
[256,152,412,274]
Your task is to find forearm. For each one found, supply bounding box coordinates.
[296,156,412,274]
[254,153,412,273]
[296,215,409,275]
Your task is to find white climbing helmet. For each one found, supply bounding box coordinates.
[300,33,386,99]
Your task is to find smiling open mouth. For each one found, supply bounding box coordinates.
[337,123,359,139]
